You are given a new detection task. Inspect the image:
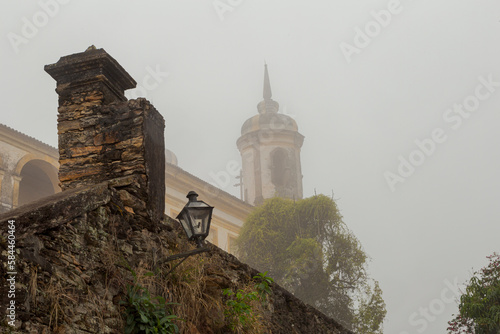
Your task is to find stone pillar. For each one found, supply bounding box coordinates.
[11,174,22,209]
[0,170,7,213]
[45,47,165,223]
[0,172,23,212]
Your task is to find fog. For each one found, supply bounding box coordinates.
[2,1,500,332]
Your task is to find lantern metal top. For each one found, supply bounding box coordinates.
[187,191,198,201]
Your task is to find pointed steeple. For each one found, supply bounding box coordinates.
[257,64,279,114]
[263,63,272,100]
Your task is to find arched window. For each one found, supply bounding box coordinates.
[271,148,289,187]
[18,160,59,206]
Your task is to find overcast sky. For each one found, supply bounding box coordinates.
[2,1,500,332]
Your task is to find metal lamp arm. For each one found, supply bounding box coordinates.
[157,246,210,276]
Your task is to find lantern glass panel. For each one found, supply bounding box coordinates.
[190,207,211,237]
[177,210,194,239]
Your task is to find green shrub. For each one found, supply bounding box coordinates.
[121,272,180,334]
[253,271,274,300]
[223,288,259,330]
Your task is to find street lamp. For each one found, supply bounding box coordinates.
[176,191,213,248]
[157,191,213,275]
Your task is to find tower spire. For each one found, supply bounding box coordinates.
[257,63,279,114]
[263,63,272,100]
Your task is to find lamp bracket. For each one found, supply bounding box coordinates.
[156,246,210,276]
[159,246,209,264]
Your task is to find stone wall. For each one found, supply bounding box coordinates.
[0,178,352,333]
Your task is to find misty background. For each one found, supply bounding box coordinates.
[2,1,500,332]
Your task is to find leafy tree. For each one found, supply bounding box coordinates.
[236,195,386,332]
[353,281,386,333]
[447,253,500,334]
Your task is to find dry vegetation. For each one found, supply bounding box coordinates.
[113,226,272,334]
[74,214,271,333]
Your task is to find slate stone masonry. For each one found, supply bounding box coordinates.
[45,48,165,224]
[0,179,352,333]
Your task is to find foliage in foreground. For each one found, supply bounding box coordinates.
[121,271,180,334]
[236,195,386,332]
[447,253,500,334]
[223,271,274,332]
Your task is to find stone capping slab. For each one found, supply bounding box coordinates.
[44,47,136,89]
[44,47,136,102]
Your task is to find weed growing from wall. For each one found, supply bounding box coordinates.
[223,272,274,333]
[121,270,180,334]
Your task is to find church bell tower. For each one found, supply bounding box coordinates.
[237,65,304,206]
